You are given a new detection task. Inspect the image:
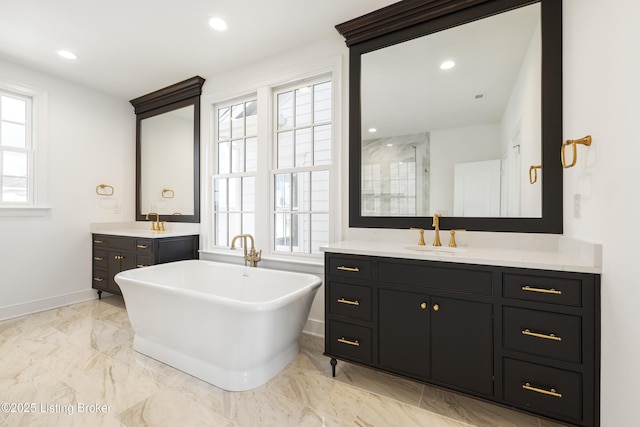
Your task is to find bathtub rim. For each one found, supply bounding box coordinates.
[114,259,322,312]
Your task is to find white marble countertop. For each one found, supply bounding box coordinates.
[321,240,602,274]
[90,222,199,239]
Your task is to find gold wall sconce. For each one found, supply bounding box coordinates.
[162,188,174,199]
[95,184,114,196]
[529,165,542,184]
[561,135,592,168]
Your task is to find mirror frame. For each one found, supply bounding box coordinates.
[130,76,205,223]
[337,0,562,233]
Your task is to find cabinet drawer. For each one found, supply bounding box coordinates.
[503,307,581,363]
[327,321,372,364]
[105,236,136,251]
[379,261,493,296]
[135,239,154,255]
[93,235,108,247]
[329,282,372,321]
[328,256,372,280]
[92,269,108,289]
[503,358,582,422]
[503,273,581,307]
[93,249,108,270]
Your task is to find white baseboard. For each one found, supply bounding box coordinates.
[303,318,324,337]
[0,289,98,321]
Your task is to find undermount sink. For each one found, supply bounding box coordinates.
[404,245,465,254]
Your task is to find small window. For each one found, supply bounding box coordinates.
[0,91,32,204]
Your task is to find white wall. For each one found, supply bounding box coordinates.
[563,1,640,425]
[429,123,502,215]
[0,60,134,319]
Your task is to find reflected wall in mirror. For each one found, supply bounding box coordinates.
[140,105,194,216]
[337,0,562,233]
[131,76,205,223]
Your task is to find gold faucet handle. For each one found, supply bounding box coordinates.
[410,228,426,246]
[448,229,466,248]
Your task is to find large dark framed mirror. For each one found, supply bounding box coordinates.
[130,76,205,223]
[337,0,562,233]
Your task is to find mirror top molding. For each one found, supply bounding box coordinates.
[132,76,205,224]
[130,76,205,115]
[338,0,563,233]
[336,0,499,47]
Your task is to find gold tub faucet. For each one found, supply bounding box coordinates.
[230,233,262,267]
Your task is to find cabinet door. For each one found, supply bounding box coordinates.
[108,250,136,294]
[430,296,493,396]
[379,288,429,379]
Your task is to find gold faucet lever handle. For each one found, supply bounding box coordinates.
[448,229,466,248]
[410,228,426,246]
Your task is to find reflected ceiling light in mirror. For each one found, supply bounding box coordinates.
[368,127,377,133]
[57,50,77,60]
[208,17,228,31]
[440,60,455,70]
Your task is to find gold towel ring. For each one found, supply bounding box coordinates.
[96,184,114,196]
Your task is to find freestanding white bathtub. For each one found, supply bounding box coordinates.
[114,259,321,391]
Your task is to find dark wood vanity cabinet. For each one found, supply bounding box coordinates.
[92,233,199,297]
[324,253,601,427]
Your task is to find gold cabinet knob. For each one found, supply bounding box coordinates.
[433,304,439,311]
[420,302,427,310]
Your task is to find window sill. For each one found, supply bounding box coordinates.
[199,248,324,273]
[0,206,52,217]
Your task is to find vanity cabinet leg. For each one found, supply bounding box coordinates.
[330,358,337,377]
[97,290,102,300]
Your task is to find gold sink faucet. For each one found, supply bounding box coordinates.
[145,212,164,231]
[230,233,262,267]
[432,214,441,246]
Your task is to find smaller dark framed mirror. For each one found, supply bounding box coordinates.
[130,76,205,223]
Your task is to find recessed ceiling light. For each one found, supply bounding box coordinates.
[386,143,394,147]
[368,128,377,133]
[208,17,228,31]
[57,50,77,60]
[440,60,455,70]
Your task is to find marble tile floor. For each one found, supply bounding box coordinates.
[0,296,571,427]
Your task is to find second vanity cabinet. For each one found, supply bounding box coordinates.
[324,252,600,427]
[92,233,199,297]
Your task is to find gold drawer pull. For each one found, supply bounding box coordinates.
[337,266,360,272]
[93,277,104,282]
[337,298,360,306]
[93,256,104,261]
[93,240,104,244]
[522,382,563,398]
[522,329,562,342]
[136,264,147,268]
[521,285,562,295]
[137,244,148,249]
[337,337,360,347]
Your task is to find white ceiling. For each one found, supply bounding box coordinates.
[362,3,540,138]
[0,0,399,100]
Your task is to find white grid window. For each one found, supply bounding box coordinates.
[273,80,332,254]
[0,91,32,204]
[213,98,257,247]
